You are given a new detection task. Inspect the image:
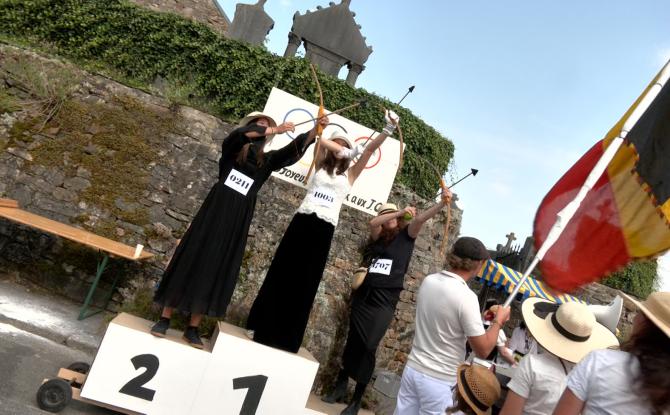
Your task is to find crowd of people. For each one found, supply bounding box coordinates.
[148,109,669,415]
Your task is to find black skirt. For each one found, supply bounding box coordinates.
[341,283,401,384]
[247,212,335,353]
[153,181,257,316]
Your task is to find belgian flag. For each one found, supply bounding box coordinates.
[534,64,670,292]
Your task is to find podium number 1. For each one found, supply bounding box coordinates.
[119,354,159,401]
[233,375,268,415]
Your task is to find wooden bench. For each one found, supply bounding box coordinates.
[0,198,153,320]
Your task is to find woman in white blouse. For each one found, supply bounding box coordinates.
[246,110,399,354]
[553,291,670,415]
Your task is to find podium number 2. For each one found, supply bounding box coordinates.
[233,375,268,415]
[119,354,159,401]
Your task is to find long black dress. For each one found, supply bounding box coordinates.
[154,125,312,317]
[341,227,416,384]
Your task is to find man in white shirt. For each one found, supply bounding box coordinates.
[394,237,511,415]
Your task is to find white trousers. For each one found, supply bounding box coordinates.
[394,365,455,415]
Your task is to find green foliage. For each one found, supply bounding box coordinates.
[0,0,454,197]
[602,260,658,299]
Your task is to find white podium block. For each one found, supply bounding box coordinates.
[80,313,210,415]
[79,314,323,415]
[191,322,319,415]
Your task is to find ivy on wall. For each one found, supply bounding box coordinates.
[602,260,658,299]
[0,0,455,198]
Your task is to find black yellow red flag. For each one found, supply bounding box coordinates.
[533,66,670,292]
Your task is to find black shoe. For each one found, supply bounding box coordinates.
[182,326,204,349]
[340,399,361,415]
[321,378,347,404]
[150,317,170,337]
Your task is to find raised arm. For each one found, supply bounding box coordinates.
[406,186,452,238]
[369,206,415,241]
[267,117,328,170]
[348,110,399,184]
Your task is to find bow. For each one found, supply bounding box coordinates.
[303,63,325,184]
[438,176,452,259]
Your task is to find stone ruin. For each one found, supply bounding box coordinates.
[226,0,274,46]
[284,0,373,86]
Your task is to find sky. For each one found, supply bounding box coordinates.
[217,1,670,290]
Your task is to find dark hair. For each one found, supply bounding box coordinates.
[620,314,670,414]
[316,138,351,176]
[236,119,267,167]
[445,390,477,415]
[446,253,482,273]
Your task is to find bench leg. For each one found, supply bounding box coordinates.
[78,254,110,320]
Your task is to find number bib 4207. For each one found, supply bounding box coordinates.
[369,258,393,276]
[224,169,254,196]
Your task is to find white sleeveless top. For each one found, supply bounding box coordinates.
[297,168,352,226]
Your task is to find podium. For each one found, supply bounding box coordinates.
[80,313,326,414]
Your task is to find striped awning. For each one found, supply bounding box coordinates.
[476,259,584,304]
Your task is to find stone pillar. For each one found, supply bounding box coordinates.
[346,63,364,87]
[284,32,301,58]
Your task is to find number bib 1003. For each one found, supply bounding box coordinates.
[224,169,254,196]
[369,258,393,275]
[307,187,336,209]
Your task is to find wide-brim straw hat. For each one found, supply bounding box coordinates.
[620,291,670,338]
[377,203,398,216]
[456,363,501,415]
[237,111,278,141]
[522,297,619,363]
[327,130,352,149]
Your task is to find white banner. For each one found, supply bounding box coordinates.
[263,88,403,216]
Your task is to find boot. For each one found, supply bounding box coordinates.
[340,398,361,415]
[321,373,348,403]
[340,381,365,414]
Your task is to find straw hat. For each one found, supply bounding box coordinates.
[522,298,619,363]
[327,130,352,149]
[377,203,398,216]
[620,291,670,338]
[456,364,501,415]
[237,111,278,140]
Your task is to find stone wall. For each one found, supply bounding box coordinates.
[129,0,230,33]
[0,45,462,395]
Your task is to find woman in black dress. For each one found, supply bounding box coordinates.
[151,112,327,348]
[323,187,452,415]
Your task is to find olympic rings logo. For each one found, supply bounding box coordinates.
[282,108,382,170]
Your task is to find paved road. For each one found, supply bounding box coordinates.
[0,322,115,415]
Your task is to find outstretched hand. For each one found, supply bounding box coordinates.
[382,110,400,135]
[317,114,329,129]
[441,185,453,205]
[275,122,295,134]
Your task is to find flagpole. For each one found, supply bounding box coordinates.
[503,60,670,308]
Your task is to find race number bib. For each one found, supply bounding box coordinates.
[369,258,393,275]
[308,187,336,209]
[224,169,254,196]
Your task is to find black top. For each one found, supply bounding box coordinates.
[219,124,311,186]
[364,227,416,290]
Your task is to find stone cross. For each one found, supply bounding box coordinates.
[505,232,517,249]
